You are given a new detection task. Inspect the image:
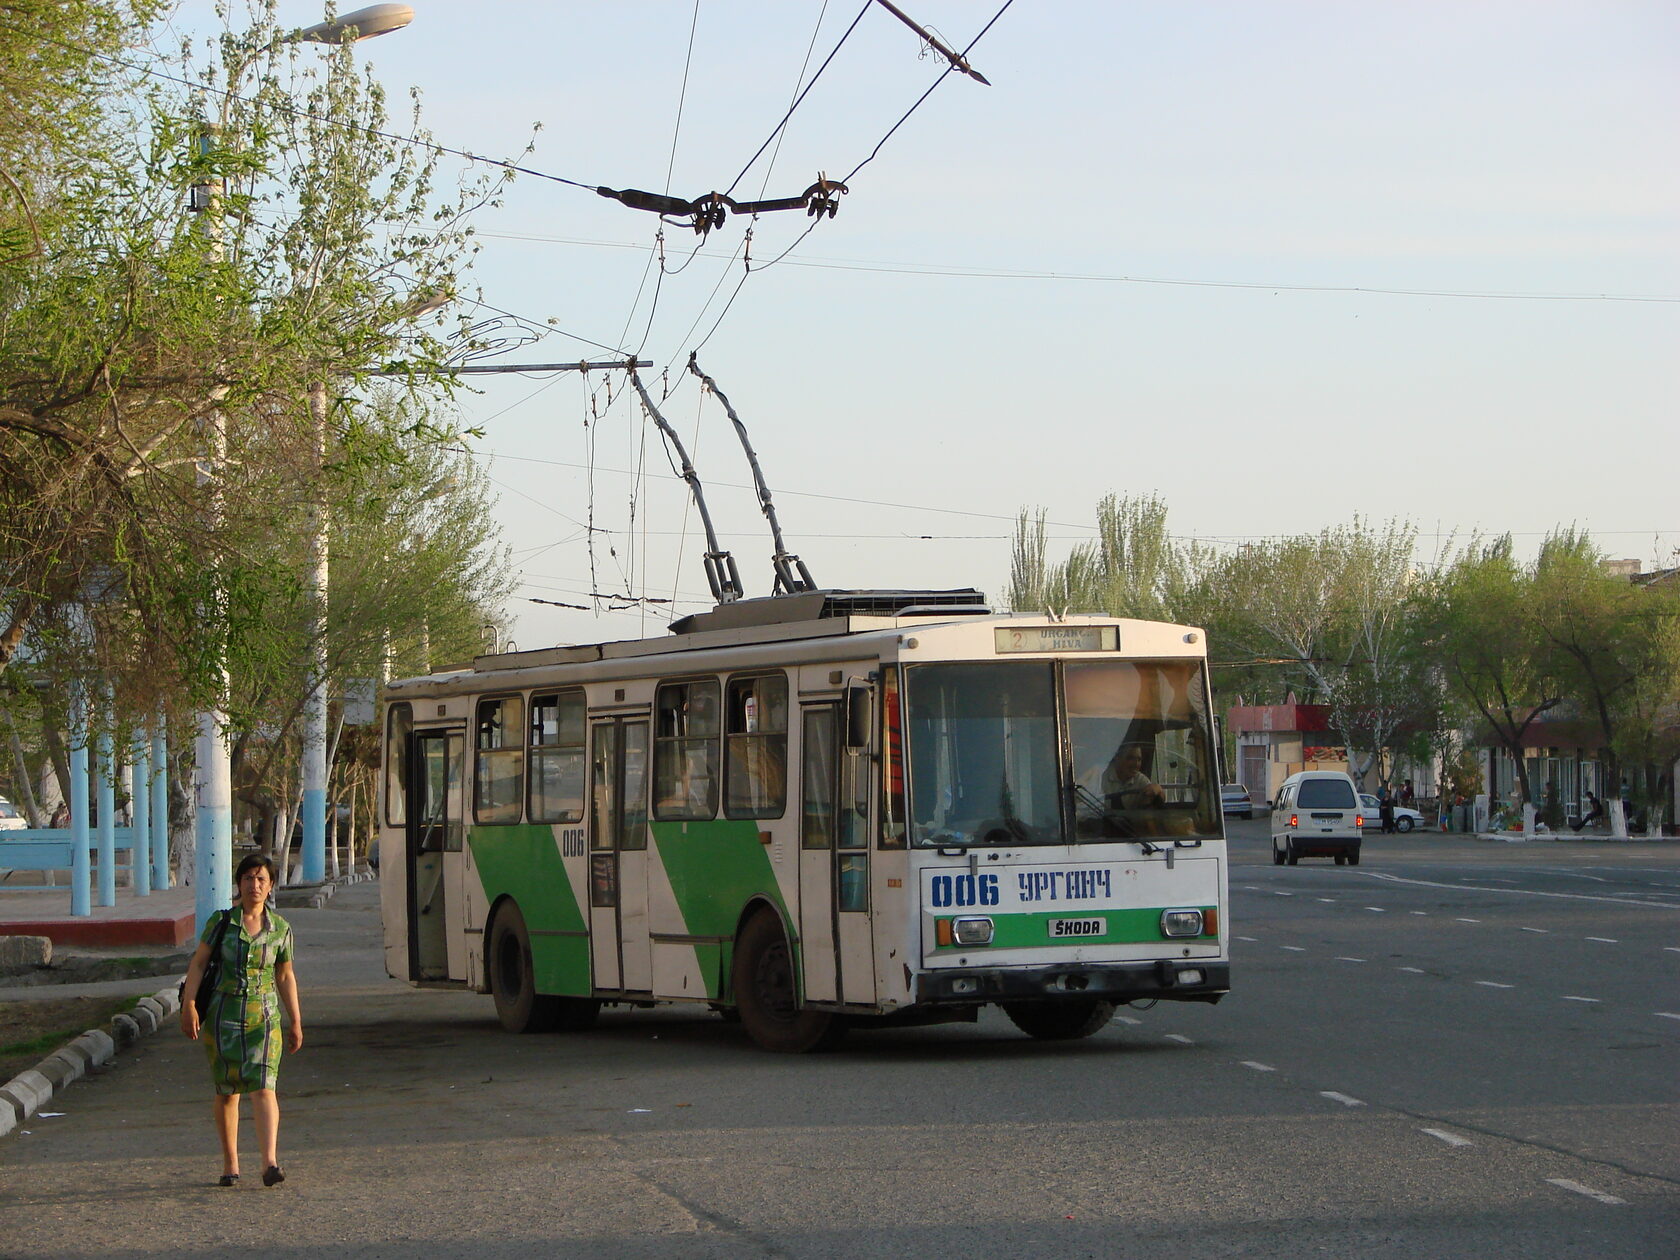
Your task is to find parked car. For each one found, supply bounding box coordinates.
[1358,793,1425,833]
[0,797,26,831]
[1220,783,1254,819]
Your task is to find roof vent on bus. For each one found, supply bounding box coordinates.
[667,588,990,636]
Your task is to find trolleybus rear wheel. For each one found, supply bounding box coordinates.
[732,911,845,1053]
[1003,998,1116,1041]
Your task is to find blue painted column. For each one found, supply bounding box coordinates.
[69,683,91,917]
[131,730,151,896]
[151,716,170,890]
[96,686,116,907]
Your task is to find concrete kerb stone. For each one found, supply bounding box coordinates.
[0,935,52,973]
[0,973,188,1142]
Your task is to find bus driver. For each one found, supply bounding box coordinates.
[1102,742,1167,809]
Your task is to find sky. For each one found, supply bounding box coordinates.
[161,2,1679,653]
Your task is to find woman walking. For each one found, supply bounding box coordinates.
[179,854,303,1187]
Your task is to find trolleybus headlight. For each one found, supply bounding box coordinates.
[1160,909,1204,938]
[952,917,994,946]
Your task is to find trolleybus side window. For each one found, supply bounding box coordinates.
[880,668,906,848]
[725,673,788,819]
[529,691,586,823]
[654,680,719,820]
[385,702,412,826]
[474,695,524,824]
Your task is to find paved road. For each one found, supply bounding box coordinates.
[1,826,1675,1258]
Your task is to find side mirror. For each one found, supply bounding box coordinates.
[843,684,872,751]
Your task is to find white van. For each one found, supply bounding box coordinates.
[1271,771,1362,865]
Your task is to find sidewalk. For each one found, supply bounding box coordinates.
[0,880,198,948]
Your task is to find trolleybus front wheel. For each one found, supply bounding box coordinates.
[489,902,601,1033]
[1003,998,1116,1041]
[732,911,846,1053]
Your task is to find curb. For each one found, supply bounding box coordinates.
[0,980,183,1140]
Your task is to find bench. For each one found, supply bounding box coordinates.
[0,829,137,887]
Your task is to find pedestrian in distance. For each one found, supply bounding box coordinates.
[1573,792,1604,833]
[178,853,303,1188]
[1378,785,1396,834]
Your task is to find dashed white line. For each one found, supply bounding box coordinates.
[1521,927,1549,933]
[1562,995,1601,1003]
[1241,1061,1276,1072]
[1410,910,1428,915]
[1586,936,1618,944]
[1237,936,1259,942]
[1665,947,1680,954]
[1656,1012,1680,1022]
[1274,891,1294,897]
[1365,906,1386,913]
[1421,1128,1473,1148]
[1546,1178,1626,1206]
[1455,917,1481,923]
[1164,1033,1194,1044]
[1116,1015,1142,1025]
[1316,898,1337,903]
[1335,956,1367,963]
[1320,1091,1366,1107]
[1281,945,1306,952]
[1475,981,1515,989]
[1399,966,1426,974]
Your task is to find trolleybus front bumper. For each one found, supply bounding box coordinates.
[916,959,1229,1006]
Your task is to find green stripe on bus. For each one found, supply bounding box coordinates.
[933,905,1217,951]
[468,825,591,994]
[650,819,790,1000]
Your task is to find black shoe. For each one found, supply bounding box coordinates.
[261,1165,285,1187]
[218,1173,240,1187]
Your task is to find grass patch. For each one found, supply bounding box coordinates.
[0,995,142,1082]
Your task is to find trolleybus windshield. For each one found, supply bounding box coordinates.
[904,659,1220,847]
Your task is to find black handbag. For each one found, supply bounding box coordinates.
[180,908,233,1019]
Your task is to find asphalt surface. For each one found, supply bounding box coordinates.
[1,821,1675,1258]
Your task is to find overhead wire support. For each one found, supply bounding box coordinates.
[687,353,816,596]
[628,371,743,604]
[870,0,992,84]
[596,176,847,237]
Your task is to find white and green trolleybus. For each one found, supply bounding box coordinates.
[377,589,1230,1051]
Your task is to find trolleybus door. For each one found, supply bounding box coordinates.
[798,702,877,1005]
[589,717,652,992]
[406,728,463,982]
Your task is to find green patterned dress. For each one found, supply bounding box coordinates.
[201,906,295,1095]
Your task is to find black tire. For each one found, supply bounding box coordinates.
[1003,998,1116,1041]
[1286,842,1299,866]
[1334,853,1347,866]
[489,902,562,1033]
[1396,816,1414,833]
[1349,850,1361,866]
[1272,842,1285,865]
[732,911,845,1053]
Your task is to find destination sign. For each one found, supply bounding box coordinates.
[994,625,1118,654]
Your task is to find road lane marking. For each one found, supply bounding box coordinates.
[1317,898,1337,903]
[1116,1015,1142,1025]
[1365,906,1386,912]
[1361,871,1679,911]
[1281,945,1306,952]
[1399,967,1426,973]
[1656,1012,1680,1022]
[1546,1178,1626,1205]
[1421,1128,1473,1148]
[1410,910,1428,915]
[1562,996,1600,1003]
[1274,891,1294,897]
[1475,981,1515,989]
[1164,1034,1194,1044]
[1455,918,1481,923]
[1320,1091,1365,1107]
[1521,927,1549,933]
[1336,956,1367,963]
[1666,947,1680,954]
[1241,1061,1276,1072]
[1237,935,1259,942]
[1586,936,1618,943]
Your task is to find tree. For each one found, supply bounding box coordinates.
[1420,537,1561,820]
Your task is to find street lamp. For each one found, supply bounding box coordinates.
[190,5,416,918]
